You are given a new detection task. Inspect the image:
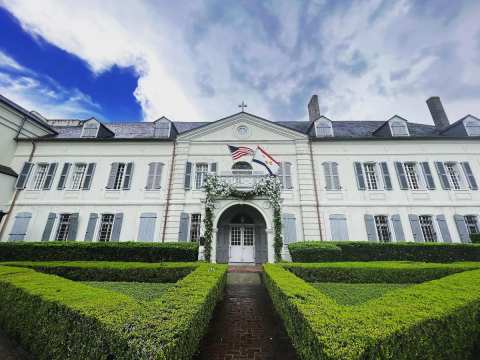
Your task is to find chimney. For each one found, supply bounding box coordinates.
[308,94,321,122]
[426,96,449,129]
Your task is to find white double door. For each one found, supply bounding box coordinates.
[229,225,255,263]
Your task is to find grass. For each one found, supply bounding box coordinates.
[311,282,411,305]
[82,281,175,302]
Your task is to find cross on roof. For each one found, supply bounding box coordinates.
[238,101,247,112]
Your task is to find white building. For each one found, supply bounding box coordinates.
[0,94,479,263]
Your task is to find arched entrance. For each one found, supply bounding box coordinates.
[216,204,268,264]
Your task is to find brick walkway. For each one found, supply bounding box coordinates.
[194,267,298,360]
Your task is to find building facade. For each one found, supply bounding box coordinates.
[1,94,479,263]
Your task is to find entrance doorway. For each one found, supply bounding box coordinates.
[229,224,255,263]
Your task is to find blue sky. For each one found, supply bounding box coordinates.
[0,0,479,124]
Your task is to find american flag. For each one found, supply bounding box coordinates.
[228,145,254,160]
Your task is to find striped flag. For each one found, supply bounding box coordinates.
[252,146,280,175]
[228,145,254,160]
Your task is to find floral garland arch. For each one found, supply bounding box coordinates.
[203,175,283,262]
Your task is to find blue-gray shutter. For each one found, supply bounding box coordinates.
[82,163,96,190]
[84,213,98,241]
[106,163,119,189]
[323,162,333,190]
[409,214,424,242]
[184,162,192,190]
[391,214,405,242]
[153,163,163,189]
[435,162,451,190]
[16,162,33,189]
[283,162,293,189]
[364,214,377,241]
[354,162,366,190]
[282,213,297,244]
[420,162,436,190]
[331,162,341,190]
[57,163,71,190]
[43,163,58,190]
[138,212,157,242]
[454,215,470,243]
[330,214,349,241]
[210,162,217,174]
[178,212,190,242]
[394,162,408,190]
[41,212,57,241]
[66,213,79,241]
[436,215,452,243]
[461,162,478,190]
[380,162,392,190]
[111,213,123,242]
[123,162,134,190]
[8,212,32,241]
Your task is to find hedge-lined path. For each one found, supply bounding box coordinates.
[194,267,298,360]
[0,329,31,360]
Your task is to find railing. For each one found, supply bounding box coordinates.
[217,172,269,189]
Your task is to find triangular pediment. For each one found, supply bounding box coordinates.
[177,112,308,142]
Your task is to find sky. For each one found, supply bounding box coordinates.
[0,0,479,124]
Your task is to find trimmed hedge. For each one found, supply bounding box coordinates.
[0,262,227,359]
[288,241,480,263]
[0,241,198,262]
[263,263,480,360]
[472,234,480,244]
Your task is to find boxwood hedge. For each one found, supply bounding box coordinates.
[0,262,227,359]
[0,241,198,262]
[263,263,480,360]
[471,234,480,244]
[288,241,480,263]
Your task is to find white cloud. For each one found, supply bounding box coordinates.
[0,51,25,71]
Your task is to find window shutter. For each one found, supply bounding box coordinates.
[331,162,341,190]
[111,213,123,242]
[154,163,163,189]
[282,213,297,244]
[184,162,192,190]
[364,214,377,242]
[106,163,119,189]
[454,215,470,243]
[394,162,408,190]
[8,212,32,241]
[460,162,478,190]
[178,212,190,242]
[323,162,333,190]
[43,163,58,190]
[57,163,71,190]
[41,212,57,241]
[354,162,366,190]
[123,162,134,190]
[409,214,424,242]
[330,214,349,241]
[284,162,293,189]
[210,162,217,174]
[137,212,157,242]
[66,213,79,241]
[16,162,33,189]
[420,162,436,190]
[380,162,392,190]
[391,214,405,242]
[82,163,96,190]
[436,215,451,243]
[435,162,451,190]
[84,213,98,241]
[146,163,155,190]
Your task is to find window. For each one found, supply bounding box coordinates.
[98,214,115,242]
[374,215,391,242]
[464,117,480,136]
[404,163,420,190]
[55,214,71,241]
[190,214,201,242]
[81,122,99,138]
[315,119,333,137]
[419,215,437,242]
[146,162,163,190]
[154,120,170,137]
[323,162,341,190]
[195,163,208,189]
[278,162,293,189]
[31,163,48,190]
[465,215,479,235]
[113,163,126,190]
[390,119,409,136]
[445,162,463,190]
[364,163,378,190]
[70,164,87,190]
[231,161,252,175]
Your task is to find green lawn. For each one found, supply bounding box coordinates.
[311,282,411,306]
[82,281,175,302]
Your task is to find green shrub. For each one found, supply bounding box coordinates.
[0,241,198,262]
[288,241,480,263]
[471,234,480,244]
[263,263,480,360]
[0,262,227,359]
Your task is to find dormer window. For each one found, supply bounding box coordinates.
[464,117,480,136]
[389,118,409,136]
[154,119,171,137]
[315,118,333,137]
[81,121,99,138]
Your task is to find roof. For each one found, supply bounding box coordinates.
[0,165,18,177]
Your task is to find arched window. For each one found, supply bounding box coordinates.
[315,118,333,137]
[389,119,409,136]
[231,213,254,224]
[464,117,480,136]
[232,161,253,175]
[81,121,99,138]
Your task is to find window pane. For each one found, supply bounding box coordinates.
[98,214,114,241]
[364,163,378,190]
[374,215,391,242]
[419,215,437,242]
[195,163,208,189]
[113,163,126,190]
[446,163,461,190]
[465,215,479,235]
[404,163,419,190]
[70,164,87,190]
[31,164,48,190]
[55,214,71,241]
[190,214,201,242]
